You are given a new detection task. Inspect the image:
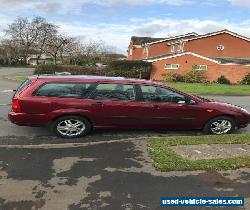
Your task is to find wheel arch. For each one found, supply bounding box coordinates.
[202,114,237,129]
[50,113,93,128]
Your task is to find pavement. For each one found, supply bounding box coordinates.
[0,67,250,210]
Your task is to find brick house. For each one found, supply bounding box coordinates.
[127,30,250,83]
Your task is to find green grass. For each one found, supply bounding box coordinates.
[148,134,250,172]
[5,76,27,82]
[166,82,250,95]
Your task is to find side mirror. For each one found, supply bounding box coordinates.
[178,100,186,104]
[189,100,197,105]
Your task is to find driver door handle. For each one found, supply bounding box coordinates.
[152,105,160,110]
[91,102,104,106]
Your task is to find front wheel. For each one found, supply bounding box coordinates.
[203,116,236,135]
[52,116,92,138]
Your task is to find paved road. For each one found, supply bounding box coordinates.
[0,140,249,210]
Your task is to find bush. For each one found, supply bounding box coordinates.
[34,65,102,75]
[241,73,250,85]
[217,75,231,85]
[107,60,152,79]
[162,72,183,82]
[183,70,207,83]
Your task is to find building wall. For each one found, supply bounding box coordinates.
[127,46,144,60]
[150,54,250,83]
[185,33,250,58]
[147,42,172,58]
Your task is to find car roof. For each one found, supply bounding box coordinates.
[29,75,164,86]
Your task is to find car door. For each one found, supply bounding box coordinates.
[137,85,206,129]
[86,83,154,128]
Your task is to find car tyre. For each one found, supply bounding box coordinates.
[52,115,92,138]
[203,116,236,135]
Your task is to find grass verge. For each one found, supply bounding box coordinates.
[148,134,250,172]
[5,76,27,82]
[166,82,250,95]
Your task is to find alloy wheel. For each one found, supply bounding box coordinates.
[210,119,232,135]
[57,119,86,137]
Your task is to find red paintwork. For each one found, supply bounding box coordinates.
[8,75,250,130]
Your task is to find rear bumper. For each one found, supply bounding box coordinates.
[8,112,48,126]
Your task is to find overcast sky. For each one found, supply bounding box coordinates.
[0,0,250,53]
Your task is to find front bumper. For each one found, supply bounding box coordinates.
[237,113,250,128]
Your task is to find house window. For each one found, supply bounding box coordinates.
[193,65,208,71]
[171,45,175,53]
[217,44,225,51]
[129,49,133,56]
[164,64,180,70]
[170,43,183,53]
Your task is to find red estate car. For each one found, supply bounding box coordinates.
[9,75,250,138]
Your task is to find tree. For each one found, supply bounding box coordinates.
[5,16,58,64]
[46,34,72,65]
[35,19,58,64]
[0,39,21,65]
[2,16,117,66]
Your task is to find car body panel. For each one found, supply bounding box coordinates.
[8,75,250,130]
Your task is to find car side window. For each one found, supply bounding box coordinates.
[140,85,187,103]
[35,82,94,98]
[91,83,136,101]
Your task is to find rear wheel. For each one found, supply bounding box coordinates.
[203,116,236,135]
[52,116,91,138]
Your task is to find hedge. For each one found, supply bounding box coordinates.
[183,70,207,83]
[107,60,152,79]
[34,65,102,75]
[241,73,250,85]
[162,72,183,82]
[34,61,152,79]
[217,75,231,85]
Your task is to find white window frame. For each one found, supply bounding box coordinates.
[193,65,208,71]
[171,45,175,53]
[129,49,133,56]
[164,64,180,70]
[171,43,183,53]
[217,44,225,51]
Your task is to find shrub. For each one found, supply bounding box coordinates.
[217,75,231,85]
[162,72,183,82]
[183,70,207,83]
[34,65,102,75]
[107,60,152,79]
[241,73,250,85]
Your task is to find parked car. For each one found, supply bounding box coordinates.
[9,75,250,138]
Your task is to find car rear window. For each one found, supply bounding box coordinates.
[14,79,33,96]
[34,82,96,98]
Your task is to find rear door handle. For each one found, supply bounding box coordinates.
[91,102,104,106]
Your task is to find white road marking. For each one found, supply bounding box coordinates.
[0,104,10,106]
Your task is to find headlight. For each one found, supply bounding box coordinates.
[240,107,250,114]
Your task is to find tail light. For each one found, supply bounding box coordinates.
[12,98,21,113]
